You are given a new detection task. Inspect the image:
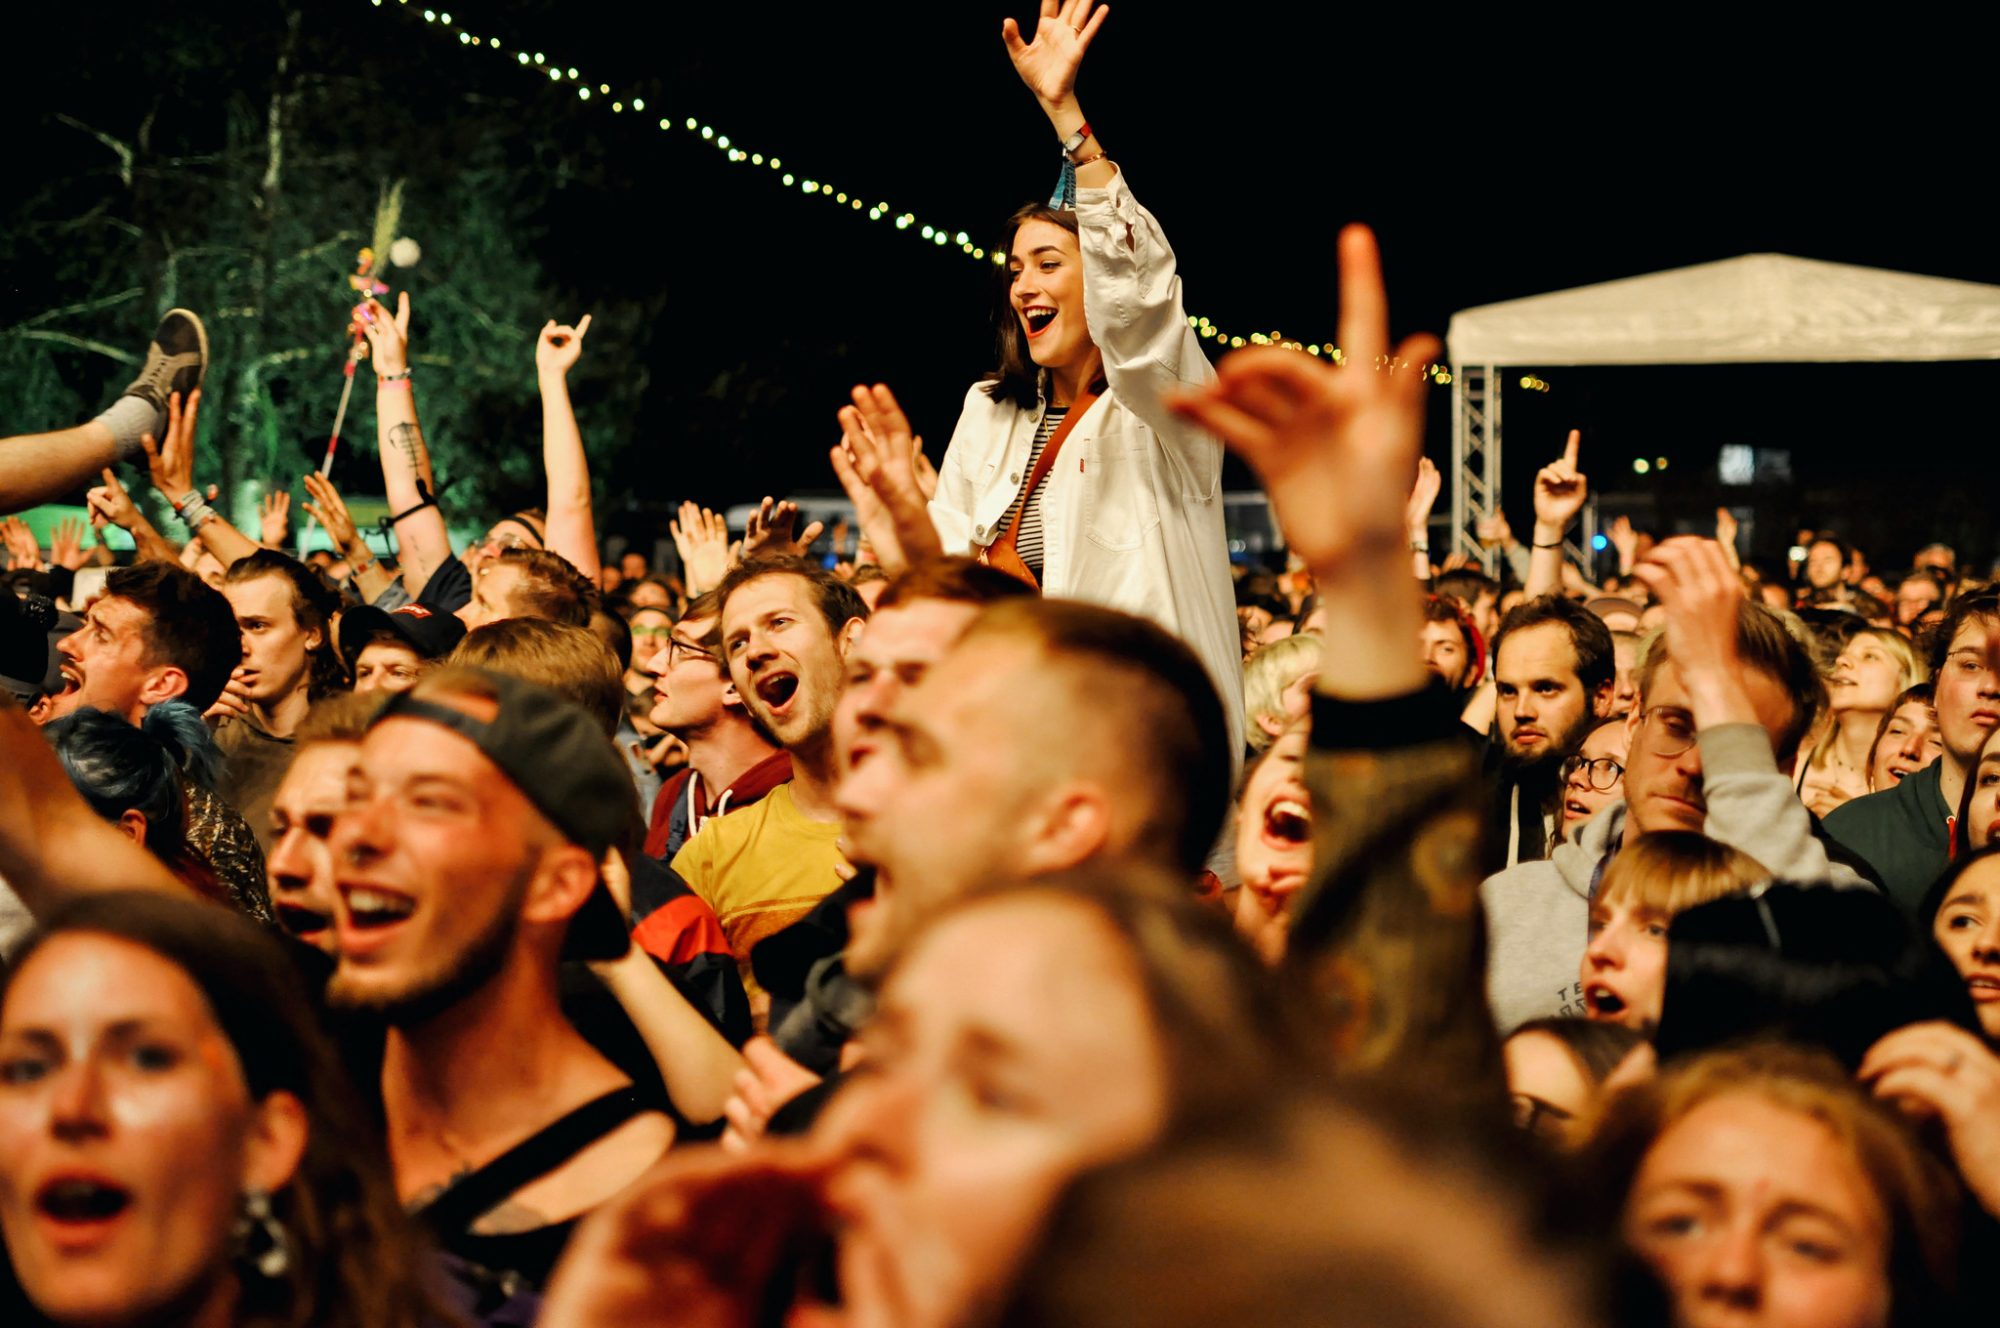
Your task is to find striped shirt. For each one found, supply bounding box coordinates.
[995,405,1066,580]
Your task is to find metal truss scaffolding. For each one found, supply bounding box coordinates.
[1449,365,1502,575]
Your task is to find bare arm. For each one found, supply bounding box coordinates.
[137,389,260,567]
[85,469,182,566]
[0,698,187,910]
[1527,429,1586,599]
[590,852,745,1124]
[358,294,453,596]
[0,422,121,515]
[536,317,601,579]
[301,471,395,602]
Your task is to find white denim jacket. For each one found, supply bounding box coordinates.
[930,169,1244,754]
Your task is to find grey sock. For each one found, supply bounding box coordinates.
[94,394,159,464]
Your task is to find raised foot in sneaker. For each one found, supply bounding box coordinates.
[118,309,209,438]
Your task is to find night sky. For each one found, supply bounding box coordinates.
[10,5,1995,569]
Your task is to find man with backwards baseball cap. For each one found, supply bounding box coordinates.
[328,664,670,1291]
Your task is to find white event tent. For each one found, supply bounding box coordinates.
[1442,254,2000,567]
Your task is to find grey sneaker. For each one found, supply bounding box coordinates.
[120,308,209,436]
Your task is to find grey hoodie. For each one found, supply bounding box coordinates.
[1480,722,1878,1032]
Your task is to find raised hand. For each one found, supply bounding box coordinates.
[1476,507,1514,549]
[536,314,593,378]
[1607,514,1638,571]
[1629,537,1750,727]
[356,292,412,375]
[1404,455,1442,540]
[668,501,734,597]
[258,489,291,548]
[139,389,201,501]
[300,472,362,556]
[742,496,824,564]
[831,383,944,576]
[1001,0,1110,111]
[1861,1022,2000,1216]
[1532,429,1588,534]
[50,518,88,571]
[0,517,41,571]
[1166,225,1439,584]
[87,469,144,533]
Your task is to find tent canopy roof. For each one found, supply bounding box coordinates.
[1446,253,2000,367]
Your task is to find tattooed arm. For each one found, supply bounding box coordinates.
[358,293,455,597]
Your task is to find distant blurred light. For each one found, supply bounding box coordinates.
[1632,458,1651,475]
[1592,534,1609,551]
[1655,456,1669,471]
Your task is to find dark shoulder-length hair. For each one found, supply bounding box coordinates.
[984,202,1080,412]
[223,549,349,700]
[0,893,444,1328]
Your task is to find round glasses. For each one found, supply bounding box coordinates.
[1637,706,1698,758]
[1561,755,1625,792]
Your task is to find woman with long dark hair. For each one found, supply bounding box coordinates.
[0,892,443,1327]
[836,0,1242,755]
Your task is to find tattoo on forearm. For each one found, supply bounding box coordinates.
[388,422,425,470]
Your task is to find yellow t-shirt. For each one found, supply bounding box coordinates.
[671,783,845,1026]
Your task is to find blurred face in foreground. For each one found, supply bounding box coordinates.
[0,935,305,1327]
[817,892,1167,1328]
[1624,1093,1891,1328]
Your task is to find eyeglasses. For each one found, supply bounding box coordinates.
[1561,755,1625,792]
[1638,706,1697,758]
[665,636,717,668]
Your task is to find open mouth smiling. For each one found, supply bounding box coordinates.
[1021,306,1057,337]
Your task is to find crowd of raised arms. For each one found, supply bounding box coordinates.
[3,6,2000,1327]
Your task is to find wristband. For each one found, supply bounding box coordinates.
[378,368,413,383]
[1059,122,1093,160]
[1532,540,1564,549]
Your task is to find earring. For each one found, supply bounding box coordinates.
[233,1189,292,1280]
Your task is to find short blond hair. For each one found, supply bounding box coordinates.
[1242,633,1322,753]
[1596,831,1768,918]
[448,619,623,737]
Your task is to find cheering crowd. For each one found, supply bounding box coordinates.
[4,4,2000,1325]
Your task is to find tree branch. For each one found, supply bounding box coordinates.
[10,330,140,364]
[7,288,145,332]
[53,114,134,188]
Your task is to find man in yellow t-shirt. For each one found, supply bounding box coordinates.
[673,558,866,1023]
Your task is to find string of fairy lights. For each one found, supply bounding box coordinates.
[372,0,1471,386]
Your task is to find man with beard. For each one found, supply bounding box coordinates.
[1484,596,1616,868]
[672,558,868,1024]
[328,666,673,1290]
[1480,538,1876,1031]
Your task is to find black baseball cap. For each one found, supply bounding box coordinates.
[371,667,636,960]
[340,602,467,670]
